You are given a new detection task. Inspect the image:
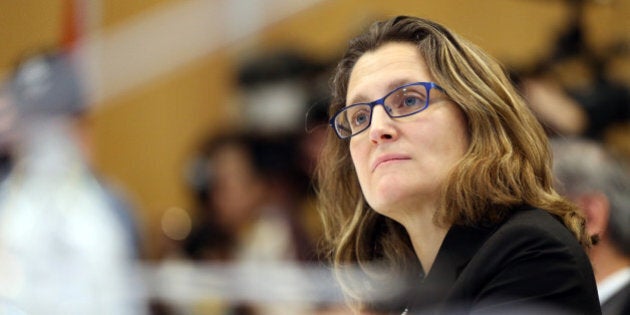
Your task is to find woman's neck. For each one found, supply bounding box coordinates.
[401,207,450,274]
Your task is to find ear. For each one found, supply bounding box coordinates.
[575,192,610,238]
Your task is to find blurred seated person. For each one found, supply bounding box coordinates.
[183,131,316,263]
[177,131,321,314]
[517,54,630,140]
[518,70,589,136]
[0,49,145,314]
[552,138,630,315]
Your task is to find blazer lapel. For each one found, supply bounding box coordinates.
[408,224,496,312]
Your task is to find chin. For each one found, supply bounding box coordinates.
[366,194,406,218]
[367,185,433,216]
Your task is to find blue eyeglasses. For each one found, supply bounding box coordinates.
[329,82,444,139]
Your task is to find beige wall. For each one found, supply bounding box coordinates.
[2,0,629,257]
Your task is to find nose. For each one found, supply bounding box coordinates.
[368,105,397,143]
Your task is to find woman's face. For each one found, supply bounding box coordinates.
[209,143,264,228]
[347,42,469,219]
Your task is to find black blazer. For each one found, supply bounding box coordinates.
[601,280,630,315]
[406,207,601,315]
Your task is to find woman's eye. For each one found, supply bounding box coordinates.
[396,95,424,109]
[352,111,369,127]
[403,96,422,107]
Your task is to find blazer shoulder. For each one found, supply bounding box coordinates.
[490,207,579,249]
[455,207,601,314]
[477,207,592,277]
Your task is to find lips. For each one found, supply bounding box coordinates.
[371,154,411,172]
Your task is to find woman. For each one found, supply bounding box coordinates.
[316,16,600,314]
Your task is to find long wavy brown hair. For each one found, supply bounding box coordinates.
[315,15,590,310]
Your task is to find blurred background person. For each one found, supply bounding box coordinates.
[515,67,590,137]
[148,48,339,315]
[552,138,630,315]
[515,0,629,141]
[234,49,334,258]
[0,49,146,315]
[184,131,314,263]
[161,130,318,314]
[179,49,333,266]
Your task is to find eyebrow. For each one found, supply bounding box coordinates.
[347,78,417,105]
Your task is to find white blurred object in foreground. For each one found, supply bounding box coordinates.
[0,50,145,315]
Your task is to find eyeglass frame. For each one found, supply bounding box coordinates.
[329,81,444,139]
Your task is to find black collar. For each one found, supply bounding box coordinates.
[406,223,497,312]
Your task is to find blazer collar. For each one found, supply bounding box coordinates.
[408,223,497,310]
[427,224,495,282]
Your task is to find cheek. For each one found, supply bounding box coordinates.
[450,111,471,155]
[349,141,369,182]
[429,104,470,155]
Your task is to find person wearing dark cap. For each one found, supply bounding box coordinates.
[0,49,145,314]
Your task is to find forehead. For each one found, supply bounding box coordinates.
[347,42,431,103]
